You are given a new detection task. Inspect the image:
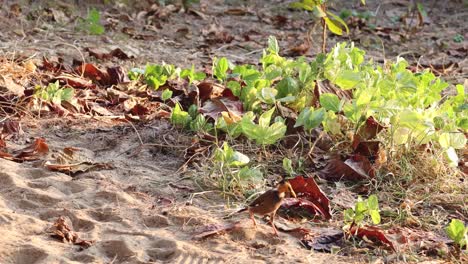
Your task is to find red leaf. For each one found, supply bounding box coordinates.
[13,138,49,161]
[317,154,375,181]
[197,81,225,101]
[352,116,385,151]
[285,176,332,220]
[349,225,395,251]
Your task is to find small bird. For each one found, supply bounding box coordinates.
[238,180,296,235]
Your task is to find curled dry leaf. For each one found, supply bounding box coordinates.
[13,138,49,161]
[56,74,95,89]
[45,147,113,175]
[348,225,397,251]
[75,63,128,86]
[283,176,332,220]
[317,154,375,182]
[49,216,94,248]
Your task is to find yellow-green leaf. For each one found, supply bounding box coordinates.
[324,17,343,36]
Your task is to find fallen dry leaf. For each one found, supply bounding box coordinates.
[283,176,332,220]
[13,138,49,161]
[200,98,243,121]
[85,47,132,60]
[49,216,94,248]
[45,147,113,175]
[317,154,375,181]
[348,225,396,251]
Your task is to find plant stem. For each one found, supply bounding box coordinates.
[321,18,327,53]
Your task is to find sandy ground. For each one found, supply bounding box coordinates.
[0,118,356,263]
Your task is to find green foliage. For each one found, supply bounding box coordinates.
[144,63,180,90]
[295,107,326,131]
[446,219,467,249]
[170,103,191,128]
[453,34,464,43]
[241,107,287,145]
[283,158,294,176]
[181,65,206,84]
[344,194,381,227]
[35,81,74,105]
[140,36,466,166]
[213,57,231,82]
[81,8,105,35]
[161,89,173,101]
[214,142,250,167]
[290,0,349,36]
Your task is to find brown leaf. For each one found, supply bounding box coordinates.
[196,81,226,101]
[284,176,332,220]
[45,161,113,175]
[352,116,385,149]
[56,74,95,89]
[85,47,132,60]
[1,120,23,138]
[317,154,375,181]
[199,98,243,121]
[49,216,94,248]
[44,147,113,175]
[13,138,49,161]
[0,76,25,96]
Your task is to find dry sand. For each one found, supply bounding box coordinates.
[0,119,354,264]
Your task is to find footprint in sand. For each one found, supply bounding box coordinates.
[7,245,48,264]
[87,207,123,222]
[146,239,181,262]
[143,214,171,228]
[101,240,137,262]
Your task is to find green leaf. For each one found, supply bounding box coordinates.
[227,81,241,97]
[313,5,327,17]
[369,210,381,225]
[326,11,349,34]
[258,107,275,127]
[276,77,299,99]
[344,208,355,223]
[446,219,467,247]
[258,88,277,104]
[324,17,343,36]
[268,35,280,55]
[283,158,294,175]
[295,107,326,131]
[335,70,360,89]
[367,195,379,211]
[439,132,466,149]
[171,103,191,128]
[161,89,173,101]
[213,57,230,81]
[320,93,341,112]
[61,88,74,102]
[238,166,263,181]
